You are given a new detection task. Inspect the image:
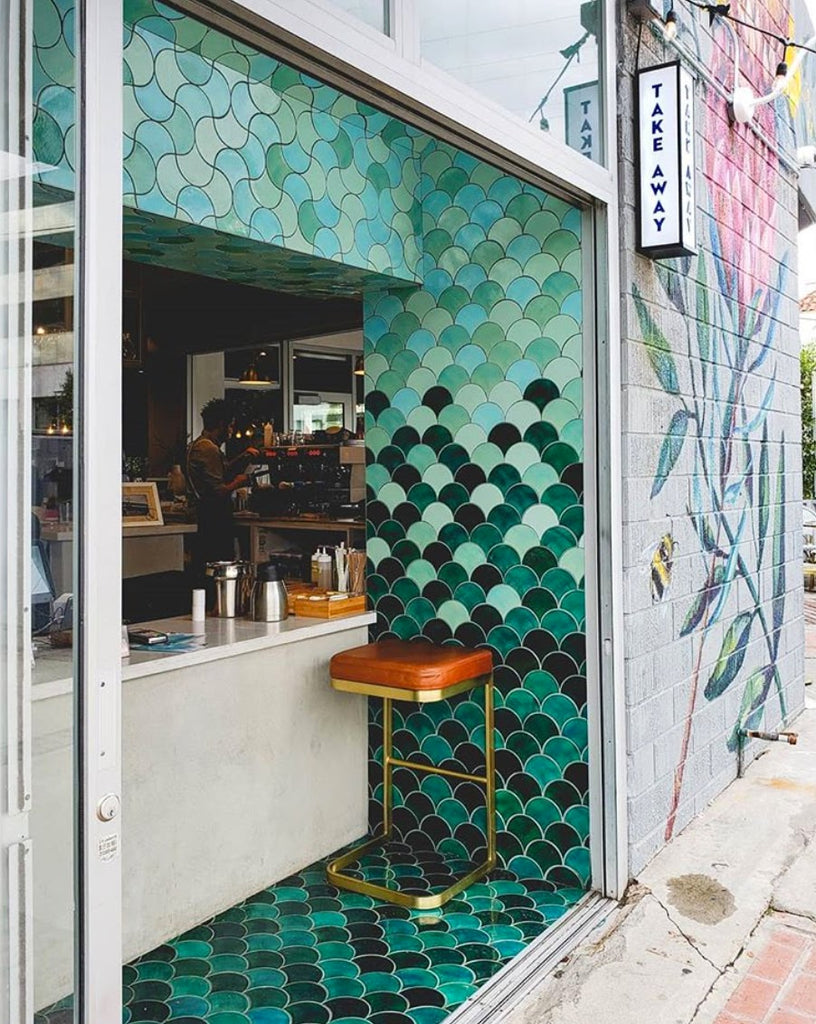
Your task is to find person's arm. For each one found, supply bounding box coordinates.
[224,446,259,479]
[191,443,248,499]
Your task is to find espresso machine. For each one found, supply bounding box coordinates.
[248,445,363,519]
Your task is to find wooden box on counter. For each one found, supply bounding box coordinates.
[292,590,367,618]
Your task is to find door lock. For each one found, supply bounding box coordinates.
[96,793,120,822]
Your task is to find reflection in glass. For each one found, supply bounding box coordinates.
[3,0,83,1013]
[323,0,388,33]
[418,0,603,163]
[293,401,347,433]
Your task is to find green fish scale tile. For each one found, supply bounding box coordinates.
[38,853,585,1024]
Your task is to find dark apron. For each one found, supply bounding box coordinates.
[187,443,236,585]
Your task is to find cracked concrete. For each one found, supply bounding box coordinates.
[499,704,816,1024]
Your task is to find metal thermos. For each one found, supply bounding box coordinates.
[236,561,255,617]
[206,561,240,618]
[252,562,289,622]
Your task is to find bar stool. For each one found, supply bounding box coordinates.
[327,639,495,910]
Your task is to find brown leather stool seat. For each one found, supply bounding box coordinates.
[327,639,496,910]
[330,639,493,700]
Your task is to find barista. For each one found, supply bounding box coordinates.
[187,398,257,582]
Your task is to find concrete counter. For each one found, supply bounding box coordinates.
[32,612,374,1010]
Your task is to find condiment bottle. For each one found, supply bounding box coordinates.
[311,545,321,584]
[263,421,273,448]
[317,548,333,590]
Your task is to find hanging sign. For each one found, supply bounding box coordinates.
[564,81,600,162]
[636,61,696,258]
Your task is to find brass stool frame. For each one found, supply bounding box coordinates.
[327,671,496,910]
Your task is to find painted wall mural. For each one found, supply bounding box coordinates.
[632,11,797,843]
[364,142,589,889]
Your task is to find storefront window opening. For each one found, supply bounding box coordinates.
[26,0,604,1015]
[417,0,604,164]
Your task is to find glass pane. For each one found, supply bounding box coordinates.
[323,0,388,33]
[293,401,346,432]
[418,0,604,164]
[1,0,79,1014]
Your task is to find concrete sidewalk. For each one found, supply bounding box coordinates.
[506,683,816,1023]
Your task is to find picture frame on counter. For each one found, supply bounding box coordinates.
[122,482,164,527]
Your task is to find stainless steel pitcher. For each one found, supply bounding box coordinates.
[206,561,240,618]
[251,561,289,622]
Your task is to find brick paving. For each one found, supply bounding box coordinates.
[715,922,816,1024]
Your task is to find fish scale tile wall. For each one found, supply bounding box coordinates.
[363,142,589,888]
[33,0,590,889]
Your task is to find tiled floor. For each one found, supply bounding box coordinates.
[715,921,816,1024]
[36,847,585,1024]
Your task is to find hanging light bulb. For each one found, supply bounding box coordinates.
[238,356,273,386]
[46,423,55,435]
[774,60,789,90]
[353,354,365,376]
[60,422,70,434]
[663,10,678,41]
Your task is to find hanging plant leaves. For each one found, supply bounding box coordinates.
[735,380,775,439]
[689,510,727,558]
[696,256,710,371]
[704,611,754,699]
[651,409,689,498]
[707,508,748,628]
[748,263,786,374]
[633,286,680,395]
[656,263,686,316]
[726,665,775,752]
[723,480,742,505]
[680,564,724,637]
[772,437,786,659]
[744,437,754,505]
[758,421,770,568]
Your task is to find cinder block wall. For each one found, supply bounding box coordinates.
[618,3,806,874]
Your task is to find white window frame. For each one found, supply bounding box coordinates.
[77,1,125,1018]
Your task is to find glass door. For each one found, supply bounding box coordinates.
[0,0,123,1019]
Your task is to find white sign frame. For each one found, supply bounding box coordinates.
[636,61,697,258]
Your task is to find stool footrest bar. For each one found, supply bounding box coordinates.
[327,835,496,911]
[386,757,488,784]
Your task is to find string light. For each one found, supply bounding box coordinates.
[628,1,680,42]
[686,2,816,57]
[674,1,816,125]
